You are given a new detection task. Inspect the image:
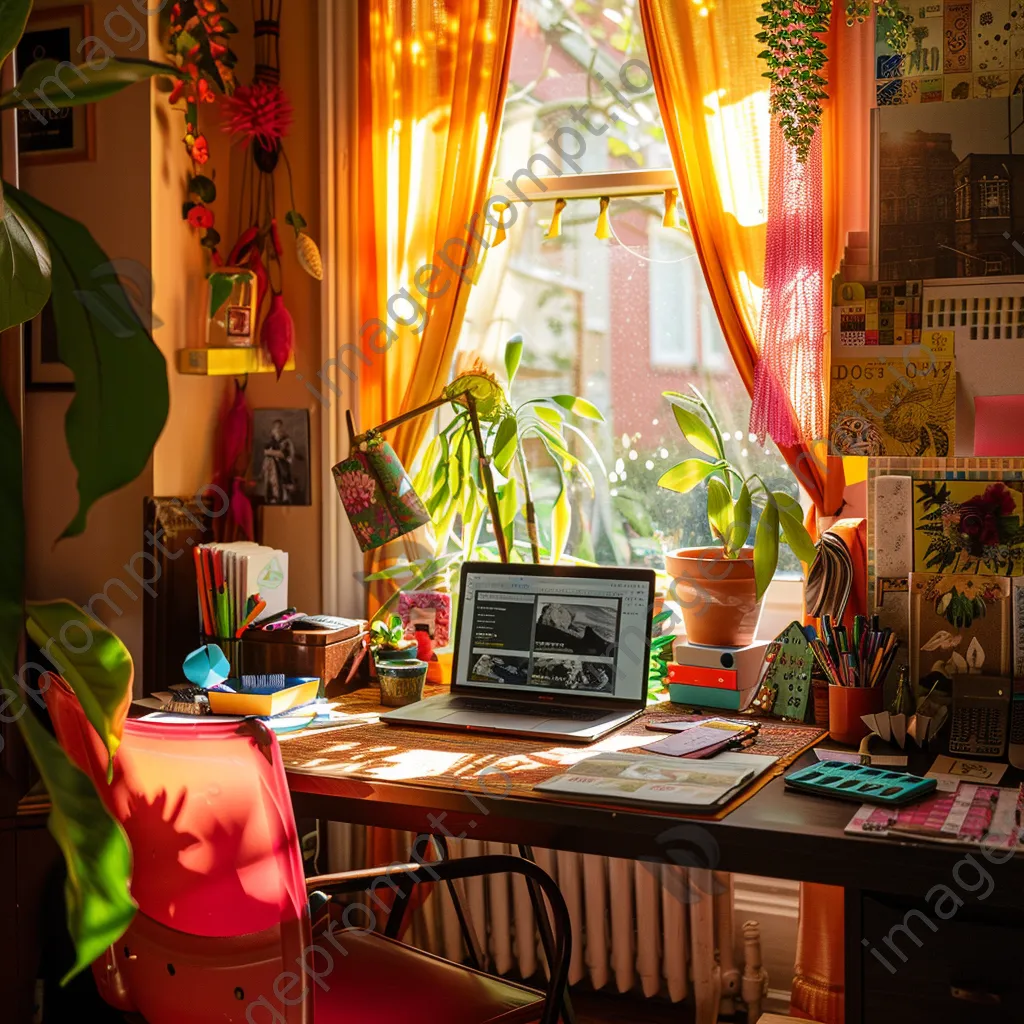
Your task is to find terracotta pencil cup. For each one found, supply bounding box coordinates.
[828,685,884,747]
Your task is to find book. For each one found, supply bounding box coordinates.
[533,751,777,811]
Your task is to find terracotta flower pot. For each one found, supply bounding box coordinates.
[664,546,764,648]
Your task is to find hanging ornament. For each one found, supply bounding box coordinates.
[261,292,295,379]
[750,119,826,447]
[663,188,680,229]
[544,198,567,240]
[209,379,255,542]
[595,196,612,240]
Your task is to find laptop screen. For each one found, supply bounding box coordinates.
[454,567,652,703]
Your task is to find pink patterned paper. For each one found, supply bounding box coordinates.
[397,591,451,646]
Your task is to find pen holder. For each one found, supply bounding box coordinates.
[828,684,884,747]
[202,636,244,677]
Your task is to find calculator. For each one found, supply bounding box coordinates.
[948,675,1010,759]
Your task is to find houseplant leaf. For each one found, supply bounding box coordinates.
[6,186,169,539]
[492,413,518,473]
[728,482,753,553]
[497,479,518,552]
[550,482,571,565]
[753,500,780,601]
[504,333,523,383]
[15,702,136,984]
[706,477,734,544]
[25,599,133,780]
[665,397,720,459]
[0,57,177,110]
[550,394,604,420]
[775,491,817,566]
[0,189,51,331]
[0,0,30,66]
[658,458,721,494]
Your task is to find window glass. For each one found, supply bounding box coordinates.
[447,0,802,574]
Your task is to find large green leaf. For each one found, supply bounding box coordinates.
[504,333,523,384]
[6,187,169,538]
[0,389,24,702]
[666,398,720,459]
[0,57,177,111]
[728,482,753,553]
[550,394,604,420]
[497,478,518,553]
[774,491,817,565]
[658,458,721,494]
[550,483,571,565]
[0,0,31,69]
[15,702,136,984]
[0,190,51,331]
[705,477,733,544]
[492,414,518,473]
[25,599,132,779]
[753,500,780,601]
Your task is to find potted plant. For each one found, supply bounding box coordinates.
[658,387,816,647]
[369,614,417,664]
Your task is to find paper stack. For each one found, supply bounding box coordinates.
[194,542,289,638]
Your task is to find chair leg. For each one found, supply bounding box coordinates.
[518,844,576,1024]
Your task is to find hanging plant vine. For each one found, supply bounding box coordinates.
[757,1,912,161]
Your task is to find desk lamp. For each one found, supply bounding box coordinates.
[333,389,508,561]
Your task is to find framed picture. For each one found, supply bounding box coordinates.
[15,5,96,164]
[24,300,74,391]
[250,409,311,506]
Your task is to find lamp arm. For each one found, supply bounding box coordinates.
[348,394,453,447]
[465,393,510,564]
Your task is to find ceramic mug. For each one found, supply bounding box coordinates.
[828,684,884,747]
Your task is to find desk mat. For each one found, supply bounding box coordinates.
[279,687,827,821]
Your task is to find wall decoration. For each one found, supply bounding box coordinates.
[207,268,258,347]
[875,474,914,577]
[910,572,1011,681]
[15,5,95,164]
[832,279,923,347]
[913,478,1024,573]
[23,300,73,391]
[876,577,911,678]
[829,352,956,455]
[397,592,452,647]
[873,96,1024,280]
[250,408,311,507]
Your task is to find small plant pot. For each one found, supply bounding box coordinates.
[664,546,763,648]
[828,685,884,747]
[372,642,418,665]
[377,659,428,707]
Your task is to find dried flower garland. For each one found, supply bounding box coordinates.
[757,0,912,161]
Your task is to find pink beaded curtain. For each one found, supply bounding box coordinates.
[750,121,826,447]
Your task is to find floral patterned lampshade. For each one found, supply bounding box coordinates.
[332,432,430,552]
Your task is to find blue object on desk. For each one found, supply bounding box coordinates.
[182,643,231,689]
[785,760,937,806]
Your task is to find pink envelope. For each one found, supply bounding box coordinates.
[974,395,1024,455]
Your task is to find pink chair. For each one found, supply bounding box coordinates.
[44,677,571,1023]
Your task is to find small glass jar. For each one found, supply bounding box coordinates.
[207,267,257,347]
[376,658,428,707]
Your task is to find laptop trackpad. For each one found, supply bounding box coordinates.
[441,711,545,731]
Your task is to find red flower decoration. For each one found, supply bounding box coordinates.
[169,78,186,105]
[190,134,210,164]
[221,82,294,148]
[187,204,215,229]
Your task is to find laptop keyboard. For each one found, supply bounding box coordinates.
[449,696,608,722]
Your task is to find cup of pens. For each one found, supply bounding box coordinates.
[811,614,898,747]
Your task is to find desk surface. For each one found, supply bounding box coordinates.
[283,690,1024,909]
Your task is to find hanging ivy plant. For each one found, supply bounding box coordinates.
[757,1,912,162]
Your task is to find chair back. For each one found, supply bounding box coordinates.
[45,677,312,1023]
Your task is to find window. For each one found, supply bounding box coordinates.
[450,0,801,574]
[978,179,1010,218]
[955,182,970,220]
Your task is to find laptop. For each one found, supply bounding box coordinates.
[380,561,655,742]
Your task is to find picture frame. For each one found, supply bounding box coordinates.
[23,300,74,391]
[15,5,97,165]
[250,409,311,507]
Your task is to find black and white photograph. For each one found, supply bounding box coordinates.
[533,598,618,657]
[251,408,311,506]
[874,96,1024,279]
[532,656,614,693]
[468,653,531,686]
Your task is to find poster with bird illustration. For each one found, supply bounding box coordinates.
[829,353,956,456]
[909,572,1010,683]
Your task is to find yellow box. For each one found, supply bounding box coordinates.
[207,677,320,716]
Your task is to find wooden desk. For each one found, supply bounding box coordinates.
[282,697,1024,1023]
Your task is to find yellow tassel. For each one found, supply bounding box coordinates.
[544,198,567,240]
[595,196,611,240]
[296,232,323,280]
[491,202,509,247]
[663,188,679,229]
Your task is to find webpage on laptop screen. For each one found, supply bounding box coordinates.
[455,571,650,701]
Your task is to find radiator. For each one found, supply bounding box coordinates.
[326,825,770,1023]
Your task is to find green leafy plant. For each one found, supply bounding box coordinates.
[757,0,911,162]
[369,614,409,651]
[647,609,675,700]
[0,0,178,983]
[657,386,816,599]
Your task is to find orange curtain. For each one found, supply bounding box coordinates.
[356,0,518,600]
[637,0,846,530]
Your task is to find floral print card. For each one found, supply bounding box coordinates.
[913,479,1024,575]
[910,573,1011,682]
